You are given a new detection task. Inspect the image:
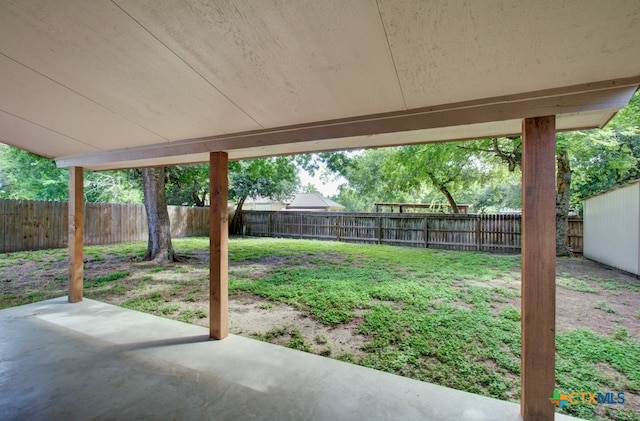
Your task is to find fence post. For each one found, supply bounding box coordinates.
[378,215,383,245]
[299,214,304,239]
[423,216,428,248]
[476,215,482,251]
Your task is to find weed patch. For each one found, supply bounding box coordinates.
[595,300,617,314]
[557,276,599,293]
[262,326,312,352]
[88,271,129,286]
[556,328,640,419]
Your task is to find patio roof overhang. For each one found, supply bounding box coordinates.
[0,1,639,170]
[2,2,640,421]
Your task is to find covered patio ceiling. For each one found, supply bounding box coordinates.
[0,0,639,170]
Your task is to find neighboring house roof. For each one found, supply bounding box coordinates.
[287,193,345,210]
[244,197,289,205]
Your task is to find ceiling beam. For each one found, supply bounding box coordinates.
[55,77,639,169]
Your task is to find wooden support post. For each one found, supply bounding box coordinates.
[68,167,84,303]
[521,116,556,421]
[210,152,229,340]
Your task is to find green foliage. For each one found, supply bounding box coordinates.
[568,92,640,211]
[0,145,300,209]
[556,328,640,419]
[498,305,521,321]
[470,137,522,172]
[300,183,321,194]
[296,152,354,177]
[389,143,487,197]
[331,148,436,212]
[0,144,142,203]
[120,291,179,317]
[0,144,69,200]
[177,308,207,322]
[556,276,599,293]
[227,239,524,398]
[229,157,299,203]
[84,170,142,204]
[595,300,617,314]
[165,164,209,206]
[464,169,521,214]
[262,326,312,352]
[328,142,521,213]
[88,271,130,285]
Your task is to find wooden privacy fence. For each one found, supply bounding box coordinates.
[0,199,584,254]
[242,211,584,254]
[0,199,209,253]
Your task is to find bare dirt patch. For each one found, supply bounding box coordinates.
[556,258,640,338]
[229,292,367,358]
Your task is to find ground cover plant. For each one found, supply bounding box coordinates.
[1,237,639,420]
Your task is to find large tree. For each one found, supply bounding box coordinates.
[140,167,177,263]
[469,136,576,255]
[569,91,640,209]
[229,157,299,234]
[315,149,422,212]
[387,143,489,213]
[555,138,572,255]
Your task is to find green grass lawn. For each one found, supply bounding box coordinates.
[1,237,639,420]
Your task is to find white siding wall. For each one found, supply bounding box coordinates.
[584,182,640,275]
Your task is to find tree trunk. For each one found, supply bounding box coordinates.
[440,187,459,213]
[230,196,246,235]
[141,167,177,263]
[426,171,459,213]
[191,188,206,207]
[491,137,522,172]
[556,150,572,256]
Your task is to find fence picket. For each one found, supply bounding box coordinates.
[241,211,583,254]
[0,199,210,252]
[0,199,584,254]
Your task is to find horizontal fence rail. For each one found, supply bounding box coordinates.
[241,211,584,254]
[0,199,210,253]
[0,199,583,254]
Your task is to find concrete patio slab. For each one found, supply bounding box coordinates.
[0,298,581,420]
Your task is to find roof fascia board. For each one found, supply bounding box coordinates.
[56,78,640,169]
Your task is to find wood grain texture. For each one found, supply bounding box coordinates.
[209,152,229,340]
[68,167,84,303]
[521,116,556,421]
